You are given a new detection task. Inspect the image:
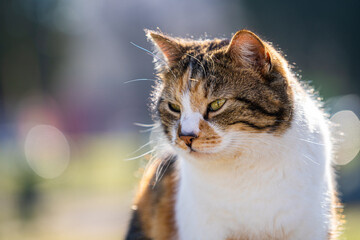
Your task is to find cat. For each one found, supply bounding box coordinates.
[125,29,342,240]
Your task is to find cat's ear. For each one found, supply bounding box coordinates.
[145,30,184,66]
[227,30,272,73]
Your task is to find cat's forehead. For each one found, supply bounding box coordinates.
[186,38,230,54]
[182,38,230,76]
[164,39,230,97]
[170,64,209,109]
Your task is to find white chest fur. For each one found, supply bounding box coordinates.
[175,95,334,240]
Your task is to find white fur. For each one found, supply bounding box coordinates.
[179,92,202,135]
[173,80,334,239]
[239,42,256,64]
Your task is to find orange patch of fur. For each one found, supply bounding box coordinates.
[133,159,178,240]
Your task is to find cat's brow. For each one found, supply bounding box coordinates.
[180,65,192,93]
[185,53,206,78]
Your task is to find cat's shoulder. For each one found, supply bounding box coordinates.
[126,155,178,240]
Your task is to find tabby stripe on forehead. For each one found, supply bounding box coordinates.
[229,120,268,129]
[207,42,216,51]
[236,97,283,117]
[229,120,277,130]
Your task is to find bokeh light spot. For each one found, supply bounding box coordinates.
[24,125,70,179]
[331,110,360,165]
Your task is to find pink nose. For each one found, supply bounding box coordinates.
[179,135,195,146]
[178,130,198,147]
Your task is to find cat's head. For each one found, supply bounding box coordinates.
[147,29,293,160]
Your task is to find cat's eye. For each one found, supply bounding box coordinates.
[168,102,181,113]
[209,99,226,112]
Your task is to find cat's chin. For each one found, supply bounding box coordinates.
[188,150,215,159]
[174,145,244,163]
[188,148,208,156]
[175,146,223,160]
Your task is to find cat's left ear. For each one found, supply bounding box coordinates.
[227,30,272,73]
[145,30,184,67]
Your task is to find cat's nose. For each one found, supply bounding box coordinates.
[178,132,198,147]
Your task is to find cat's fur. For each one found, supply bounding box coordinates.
[125,29,342,240]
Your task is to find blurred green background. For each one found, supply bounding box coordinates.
[0,0,359,239]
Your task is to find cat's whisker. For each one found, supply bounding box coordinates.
[141,156,161,182]
[302,153,320,166]
[130,42,177,79]
[130,141,153,155]
[124,78,157,84]
[134,122,157,128]
[297,138,325,146]
[136,122,160,133]
[139,127,158,133]
[140,151,173,187]
[125,149,155,161]
[154,158,173,186]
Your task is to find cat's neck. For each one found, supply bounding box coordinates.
[177,132,293,192]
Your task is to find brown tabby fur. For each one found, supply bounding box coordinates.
[127,156,177,240]
[125,29,342,240]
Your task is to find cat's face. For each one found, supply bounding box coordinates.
[148,30,293,159]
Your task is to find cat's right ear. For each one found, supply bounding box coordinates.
[145,30,184,67]
[226,30,272,74]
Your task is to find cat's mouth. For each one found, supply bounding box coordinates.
[189,147,199,153]
[189,149,211,157]
[174,141,203,154]
[174,134,224,156]
[175,143,198,153]
[178,144,215,156]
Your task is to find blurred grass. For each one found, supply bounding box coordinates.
[342,205,360,240]
[0,133,144,240]
[0,134,359,239]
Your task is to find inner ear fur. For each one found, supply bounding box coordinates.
[145,29,184,66]
[227,30,272,73]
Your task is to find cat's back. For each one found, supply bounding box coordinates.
[125,155,178,240]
